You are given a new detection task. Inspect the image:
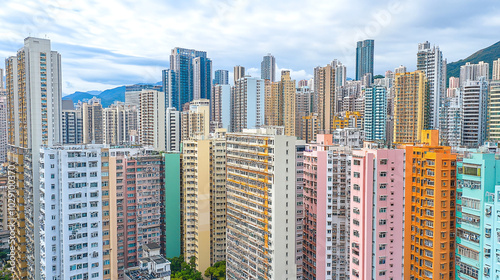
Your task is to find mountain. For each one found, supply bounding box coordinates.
[447,40,500,82]
[63,86,126,108]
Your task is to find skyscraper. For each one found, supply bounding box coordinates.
[210,84,231,131]
[226,128,297,279]
[393,71,430,143]
[417,41,446,129]
[350,147,405,280]
[230,76,264,132]
[6,37,62,280]
[213,69,229,85]
[168,48,212,110]
[233,65,245,84]
[355,39,374,81]
[261,53,276,82]
[138,89,166,149]
[403,130,457,280]
[364,85,387,142]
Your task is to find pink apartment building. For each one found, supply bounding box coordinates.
[350,146,405,280]
[303,134,351,280]
[111,149,164,279]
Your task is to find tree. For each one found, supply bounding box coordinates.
[168,255,203,280]
[204,261,226,280]
[373,74,385,79]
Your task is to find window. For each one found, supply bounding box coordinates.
[380,172,387,177]
[380,159,388,165]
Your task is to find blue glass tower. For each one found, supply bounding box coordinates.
[356,39,374,81]
[213,69,229,85]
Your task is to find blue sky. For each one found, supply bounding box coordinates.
[0,0,499,95]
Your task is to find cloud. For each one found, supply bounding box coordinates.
[0,0,498,94]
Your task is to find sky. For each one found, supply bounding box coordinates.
[0,0,499,95]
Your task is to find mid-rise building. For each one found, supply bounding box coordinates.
[182,130,226,273]
[417,41,446,129]
[356,39,374,81]
[364,85,387,142]
[6,37,62,280]
[393,71,430,143]
[226,128,297,279]
[39,145,106,280]
[230,76,264,132]
[403,130,457,280]
[462,77,488,148]
[350,147,405,279]
[332,128,364,148]
[125,243,171,280]
[302,134,351,280]
[261,53,276,82]
[455,152,500,279]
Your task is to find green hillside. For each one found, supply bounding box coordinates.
[447,40,500,83]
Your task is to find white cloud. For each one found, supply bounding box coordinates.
[0,0,499,94]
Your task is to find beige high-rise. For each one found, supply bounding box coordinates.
[315,65,336,133]
[181,129,226,273]
[78,97,104,144]
[281,70,296,136]
[181,99,210,140]
[393,71,430,143]
[103,101,138,146]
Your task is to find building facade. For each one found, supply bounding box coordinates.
[356,39,374,81]
[261,53,276,82]
[462,77,488,148]
[364,85,387,142]
[230,76,264,132]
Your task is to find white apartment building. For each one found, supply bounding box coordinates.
[39,145,105,280]
[226,127,297,280]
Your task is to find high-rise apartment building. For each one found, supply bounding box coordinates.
[493,58,500,81]
[439,91,462,147]
[455,152,500,279]
[139,89,165,148]
[296,86,313,140]
[165,107,181,152]
[462,77,488,148]
[213,69,229,85]
[210,84,231,132]
[301,113,319,143]
[264,80,281,126]
[364,85,387,142]
[182,130,226,273]
[233,65,245,84]
[295,142,306,279]
[162,69,177,109]
[393,71,429,143]
[125,84,159,108]
[403,130,457,280]
[315,65,336,133]
[280,70,296,136]
[108,148,164,278]
[78,97,104,144]
[417,41,446,129]
[350,147,405,279]
[226,128,297,279]
[460,61,489,85]
[487,81,500,142]
[62,100,83,144]
[39,145,107,280]
[103,101,138,146]
[332,127,364,148]
[332,59,347,87]
[181,99,210,140]
[302,134,351,280]
[162,152,182,258]
[261,53,276,82]
[0,68,3,89]
[356,39,374,81]
[230,76,264,132]
[168,48,211,110]
[6,37,62,280]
